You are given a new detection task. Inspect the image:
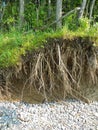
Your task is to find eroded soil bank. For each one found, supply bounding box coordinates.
[0,37,98,104]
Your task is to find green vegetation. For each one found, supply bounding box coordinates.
[0,19,98,68]
[0,0,98,68]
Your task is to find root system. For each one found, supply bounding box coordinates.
[0,37,98,103]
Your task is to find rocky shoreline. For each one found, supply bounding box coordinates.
[0,99,98,130]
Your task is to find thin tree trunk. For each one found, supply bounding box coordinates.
[48,0,51,18]
[85,0,90,17]
[36,8,39,27]
[56,0,62,29]
[0,1,7,30]
[78,0,87,19]
[19,0,24,28]
[35,0,40,27]
[89,0,96,20]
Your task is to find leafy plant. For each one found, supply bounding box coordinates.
[64,13,79,31]
[78,18,90,31]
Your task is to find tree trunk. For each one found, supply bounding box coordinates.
[19,0,24,28]
[89,0,96,20]
[48,0,51,18]
[78,0,87,19]
[85,0,90,17]
[36,8,39,27]
[56,0,62,29]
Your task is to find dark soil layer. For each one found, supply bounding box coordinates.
[0,37,98,104]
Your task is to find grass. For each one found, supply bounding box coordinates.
[0,22,98,68]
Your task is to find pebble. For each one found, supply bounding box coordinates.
[0,99,98,130]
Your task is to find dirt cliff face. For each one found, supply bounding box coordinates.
[0,37,98,103]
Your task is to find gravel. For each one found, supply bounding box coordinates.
[0,99,98,130]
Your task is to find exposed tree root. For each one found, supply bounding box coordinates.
[0,37,98,103]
